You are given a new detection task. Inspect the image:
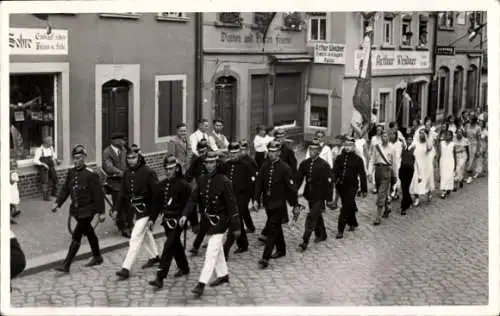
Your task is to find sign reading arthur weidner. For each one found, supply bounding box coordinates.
[9,28,68,55]
[314,43,346,65]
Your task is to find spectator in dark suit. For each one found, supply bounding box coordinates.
[168,123,192,174]
[102,132,130,238]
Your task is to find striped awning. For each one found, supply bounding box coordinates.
[269,54,313,64]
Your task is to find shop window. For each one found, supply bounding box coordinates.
[438,11,454,29]
[273,73,301,128]
[401,18,412,46]
[383,17,394,45]
[465,65,478,109]
[155,75,186,142]
[437,66,450,111]
[452,66,464,116]
[10,74,56,161]
[378,91,390,123]
[308,93,328,128]
[308,12,327,41]
[418,16,428,47]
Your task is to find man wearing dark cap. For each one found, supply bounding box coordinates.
[179,151,241,299]
[51,145,106,273]
[148,155,192,289]
[220,142,255,258]
[332,136,368,239]
[238,139,258,233]
[115,146,160,280]
[253,141,299,269]
[296,138,333,251]
[102,132,129,237]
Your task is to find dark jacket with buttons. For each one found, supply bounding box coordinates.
[240,154,258,198]
[116,161,158,221]
[150,176,192,229]
[254,159,298,223]
[296,157,334,203]
[184,154,206,183]
[183,171,240,235]
[280,144,298,175]
[56,165,105,219]
[332,151,368,193]
[220,158,256,196]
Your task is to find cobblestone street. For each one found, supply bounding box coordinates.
[10,177,488,307]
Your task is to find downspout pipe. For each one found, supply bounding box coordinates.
[194,12,203,131]
[428,12,439,121]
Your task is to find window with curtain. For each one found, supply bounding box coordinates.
[438,67,450,110]
[309,94,328,128]
[308,12,327,41]
[157,77,184,138]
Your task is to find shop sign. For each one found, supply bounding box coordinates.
[9,28,68,55]
[354,50,430,71]
[314,43,345,65]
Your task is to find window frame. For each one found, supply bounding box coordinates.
[156,12,190,23]
[307,13,328,43]
[154,74,187,144]
[215,12,243,28]
[377,88,392,124]
[305,88,331,133]
[382,17,394,47]
[438,11,455,30]
[400,17,412,47]
[437,67,450,112]
[417,16,429,49]
[360,16,374,46]
[99,12,141,20]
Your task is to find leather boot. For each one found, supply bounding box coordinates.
[149,270,167,289]
[54,240,80,273]
[191,282,205,298]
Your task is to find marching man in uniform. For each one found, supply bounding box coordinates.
[148,155,192,289]
[52,145,106,273]
[179,151,241,299]
[115,147,160,280]
[253,141,299,269]
[296,138,333,252]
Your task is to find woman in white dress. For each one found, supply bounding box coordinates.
[409,129,428,206]
[437,131,455,199]
[474,120,488,178]
[388,131,403,199]
[10,159,21,224]
[453,129,469,190]
[413,119,437,202]
[465,116,481,183]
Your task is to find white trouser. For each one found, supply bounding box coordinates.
[122,216,159,270]
[199,233,228,284]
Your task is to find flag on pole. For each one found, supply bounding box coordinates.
[351,30,373,133]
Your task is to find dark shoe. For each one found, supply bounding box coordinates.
[116,268,130,280]
[192,282,205,298]
[401,210,407,216]
[270,252,285,259]
[11,209,21,218]
[348,226,356,232]
[234,247,248,254]
[246,227,256,233]
[55,240,80,274]
[258,259,269,269]
[257,235,267,243]
[382,208,391,218]
[335,233,343,239]
[373,219,381,226]
[84,256,103,267]
[148,278,163,289]
[54,265,70,273]
[121,230,131,238]
[314,236,327,243]
[189,248,199,256]
[141,256,160,269]
[209,275,229,287]
[174,269,190,278]
[297,243,307,252]
[440,193,447,199]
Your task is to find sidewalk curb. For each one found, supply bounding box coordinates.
[19,230,167,277]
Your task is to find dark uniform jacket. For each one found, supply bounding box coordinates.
[183,172,240,235]
[332,151,368,193]
[56,165,105,219]
[184,154,206,183]
[116,161,158,221]
[150,176,192,229]
[296,157,334,203]
[280,144,298,175]
[254,159,298,222]
[220,158,256,196]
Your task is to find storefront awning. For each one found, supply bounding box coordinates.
[269,54,313,64]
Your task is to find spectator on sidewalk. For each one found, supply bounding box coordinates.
[102,132,129,238]
[189,119,217,156]
[305,131,333,168]
[210,118,229,160]
[33,136,60,201]
[253,125,274,168]
[10,159,21,224]
[168,123,192,174]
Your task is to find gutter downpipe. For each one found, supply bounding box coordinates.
[428,12,439,121]
[194,12,203,131]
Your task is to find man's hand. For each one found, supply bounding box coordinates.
[233,230,241,239]
[98,214,106,222]
[42,163,50,170]
[179,216,187,227]
[51,203,59,213]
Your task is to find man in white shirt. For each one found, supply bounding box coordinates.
[189,119,218,156]
[33,136,60,201]
[210,118,230,159]
[305,131,333,168]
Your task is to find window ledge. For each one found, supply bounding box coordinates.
[214,21,243,29]
[415,45,429,51]
[399,44,413,51]
[156,16,190,23]
[380,44,396,50]
[306,125,328,130]
[438,26,455,32]
[281,26,303,32]
[99,13,140,20]
[358,44,378,49]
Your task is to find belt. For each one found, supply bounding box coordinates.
[130,197,147,213]
[203,210,221,226]
[375,163,391,167]
[163,217,178,229]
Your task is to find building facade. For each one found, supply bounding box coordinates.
[9,13,196,198]
[432,11,486,121]
[202,12,311,142]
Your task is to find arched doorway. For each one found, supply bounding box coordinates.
[102,79,131,150]
[214,76,237,139]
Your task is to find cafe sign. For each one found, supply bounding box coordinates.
[314,43,345,65]
[9,28,68,55]
[354,50,430,71]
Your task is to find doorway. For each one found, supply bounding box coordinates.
[214,76,237,139]
[102,79,130,150]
